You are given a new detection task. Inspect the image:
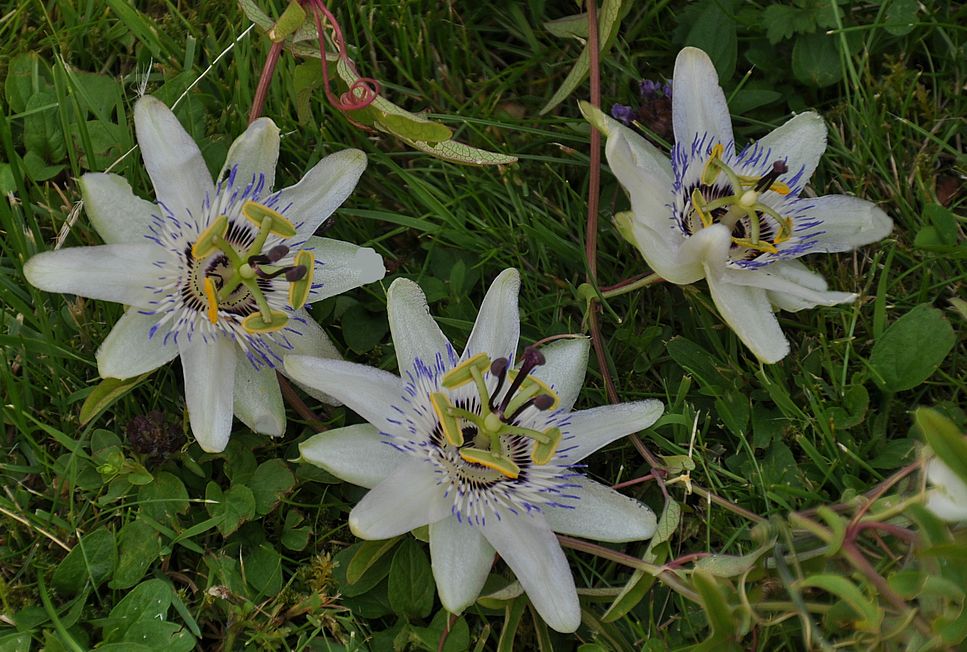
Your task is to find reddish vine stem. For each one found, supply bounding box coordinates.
[248,41,283,124]
[437,613,459,652]
[305,0,380,112]
[582,1,663,474]
[277,372,327,432]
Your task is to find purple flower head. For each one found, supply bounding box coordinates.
[639,79,660,97]
[610,103,636,126]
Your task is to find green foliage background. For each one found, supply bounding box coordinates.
[0,0,964,650]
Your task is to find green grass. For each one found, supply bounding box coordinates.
[1,1,965,650]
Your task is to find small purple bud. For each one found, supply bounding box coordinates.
[662,81,673,98]
[639,79,659,97]
[611,103,636,126]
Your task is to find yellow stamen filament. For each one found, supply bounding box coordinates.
[691,188,713,228]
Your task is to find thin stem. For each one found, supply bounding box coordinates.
[277,373,327,432]
[600,272,664,299]
[585,0,601,281]
[248,41,283,124]
[691,483,767,523]
[612,472,655,490]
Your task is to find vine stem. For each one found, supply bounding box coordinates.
[600,272,663,299]
[248,41,283,124]
[277,372,327,432]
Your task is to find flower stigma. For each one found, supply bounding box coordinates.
[429,346,562,479]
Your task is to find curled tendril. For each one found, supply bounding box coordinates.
[304,0,380,112]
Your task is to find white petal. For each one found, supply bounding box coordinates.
[926,490,967,523]
[430,516,495,615]
[96,309,179,378]
[134,96,213,221]
[619,213,704,284]
[927,459,967,503]
[299,424,403,489]
[542,477,657,542]
[721,264,856,313]
[232,350,285,437]
[304,237,385,302]
[561,401,665,463]
[604,124,676,238]
[530,337,589,412]
[481,515,580,633]
[283,356,402,427]
[796,195,893,253]
[704,262,789,363]
[387,277,452,374]
[672,47,734,149]
[751,112,826,185]
[464,269,520,363]
[276,149,367,237]
[275,309,343,405]
[24,245,161,309]
[79,173,156,245]
[218,117,280,192]
[348,459,452,539]
[180,335,236,453]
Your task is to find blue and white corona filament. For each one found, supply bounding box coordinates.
[587,47,893,363]
[285,270,662,633]
[24,96,385,452]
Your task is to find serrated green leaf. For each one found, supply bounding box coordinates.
[79,371,155,425]
[540,0,629,115]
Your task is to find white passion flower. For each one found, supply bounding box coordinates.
[24,96,385,452]
[587,47,893,363]
[284,269,663,633]
[925,458,967,524]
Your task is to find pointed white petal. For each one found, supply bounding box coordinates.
[530,338,588,412]
[218,117,280,192]
[926,490,967,523]
[300,424,404,489]
[232,350,285,437]
[134,96,213,221]
[751,112,826,185]
[561,401,665,463]
[348,459,451,539]
[96,309,179,378]
[275,309,343,405]
[796,195,893,253]
[721,264,856,313]
[303,236,385,302]
[79,173,156,245]
[542,477,657,542]
[604,124,676,237]
[482,515,580,633]
[283,356,401,427]
[672,47,734,149]
[464,269,520,363]
[387,277,452,374]
[926,459,967,522]
[704,262,789,363]
[180,336,236,453]
[24,245,161,309]
[430,516,495,614]
[276,148,367,237]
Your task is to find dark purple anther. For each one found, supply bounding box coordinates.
[508,393,556,422]
[489,357,510,411]
[754,160,790,193]
[498,347,545,416]
[284,265,307,282]
[266,245,289,262]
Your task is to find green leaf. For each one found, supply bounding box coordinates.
[333,541,395,597]
[691,544,772,578]
[206,483,257,537]
[249,459,295,515]
[347,537,402,585]
[691,571,738,646]
[884,0,918,36]
[388,538,435,619]
[792,32,842,88]
[102,579,173,642]
[23,91,65,163]
[925,203,959,245]
[868,304,956,392]
[120,622,194,652]
[411,610,470,652]
[539,0,630,114]
[52,527,117,594]
[761,5,804,44]
[377,113,452,144]
[281,510,310,551]
[828,383,869,430]
[544,12,589,40]
[79,371,154,426]
[269,0,307,42]
[916,408,967,487]
[683,0,738,80]
[402,138,518,166]
[138,472,190,524]
[341,303,389,354]
[5,52,51,114]
[245,544,283,597]
[0,633,31,652]
[110,519,161,589]
[796,574,883,632]
[68,70,122,121]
